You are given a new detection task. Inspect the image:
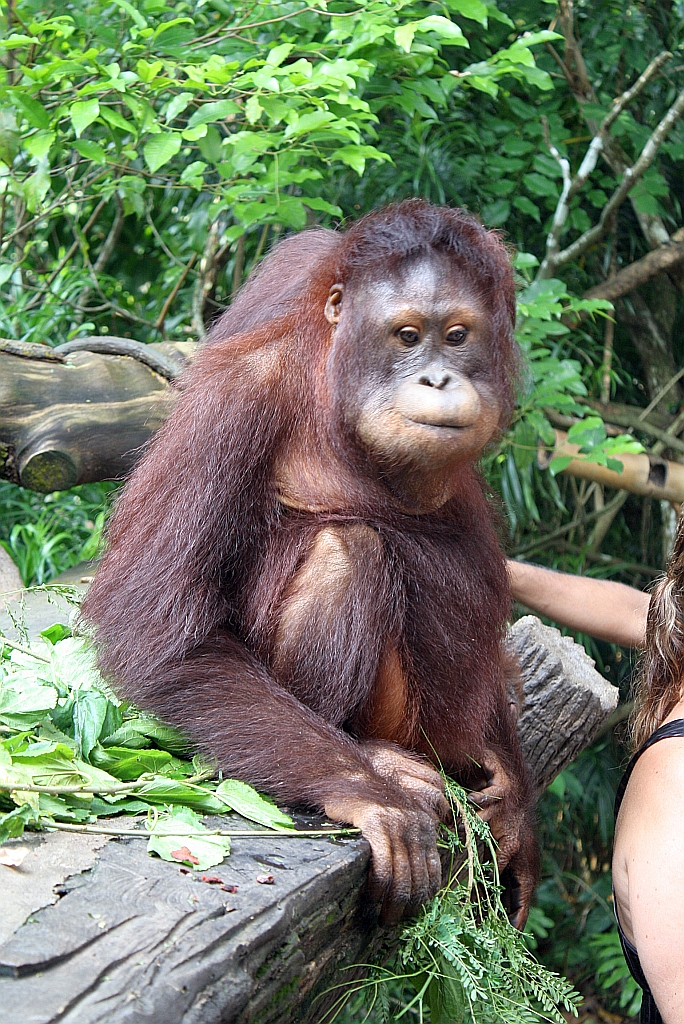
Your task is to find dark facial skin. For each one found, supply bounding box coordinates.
[325,254,502,509]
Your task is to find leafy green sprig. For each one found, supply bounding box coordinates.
[328,778,581,1024]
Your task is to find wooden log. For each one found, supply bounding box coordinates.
[538,427,684,502]
[0,605,618,1024]
[0,341,191,492]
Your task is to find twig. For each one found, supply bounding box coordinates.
[22,198,108,311]
[145,206,199,274]
[231,233,245,296]
[537,51,677,280]
[588,489,628,552]
[42,821,359,838]
[512,489,630,557]
[638,366,684,421]
[651,406,684,457]
[0,635,49,663]
[156,252,198,333]
[600,230,617,404]
[601,51,672,135]
[73,195,125,322]
[192,214,226,340]
[525,539,662,577]
[583,234,684,304]
[450,793,474,897]
[191,5,361,47]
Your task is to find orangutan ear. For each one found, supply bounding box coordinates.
[324,284,344,325]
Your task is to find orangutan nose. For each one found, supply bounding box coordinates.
[418,368,452,389]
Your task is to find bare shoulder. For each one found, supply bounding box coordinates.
[624,735,684,822]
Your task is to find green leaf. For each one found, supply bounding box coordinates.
[111,0,147,28]
[181,124,207,141]
[197,125,223,164]
[0,674,57,721]
[180,160,207,187]
[165,92,193,123]
[73,139,107,164]
[136,59,162,83]
[331,144,390,176]
[0,264,15,286]
[100,107,132,132]
[49,636,104,694]
[481,199,510,225]
[187,99,240,128]
[549,455,573,476]
[395,22,418,52]
[395,15,468,52]
[40,623,71,645]
[13,93,50,130]
[0,803,40,844]
[22,161,50,212]
[302,197,342,217]
[91,744,172,780]
[266,43,293,67]
[143,132,181,173]
[147,805,231,870]
[245,95,263,124]
[513,195,541,222]
[445,0,488,24]
[71,689,109,759]
[512,251,539,269]
[567,416,606,450]
[70,99,100,138]
[135,777,225,813]
[25,131,55,160]
[284,109,336,138]
[215,778,294,830]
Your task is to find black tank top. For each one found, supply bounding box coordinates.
[614,717,684,1024]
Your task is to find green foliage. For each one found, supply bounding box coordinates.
[0,0,553,345]
[146,805,232,869]
[0,480,117,585]
[0,609,296,842]
[332,780,581,1024]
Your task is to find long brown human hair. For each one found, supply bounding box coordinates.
[631,518,684,749]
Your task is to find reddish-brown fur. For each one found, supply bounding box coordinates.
[82,201,537,924]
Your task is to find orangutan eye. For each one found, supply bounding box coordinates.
[398,327,421,346]
[446,326,468,346]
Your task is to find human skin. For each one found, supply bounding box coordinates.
[613,696,684,1023]
[507,559,649,648]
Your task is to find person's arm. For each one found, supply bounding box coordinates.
[507,559,649,648]
[618,740,684,1023]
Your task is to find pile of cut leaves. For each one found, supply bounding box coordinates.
[1,602,581,1023]
[0,616,301,868]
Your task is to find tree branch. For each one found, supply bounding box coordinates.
[539,82,684,277]
[584,227,684,302]
[191,215,226,341]
[156,252,198,334]
[73,194,125,321]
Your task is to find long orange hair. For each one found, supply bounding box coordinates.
[631,519,684,749]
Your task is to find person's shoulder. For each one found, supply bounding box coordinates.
[627,733,684,817]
